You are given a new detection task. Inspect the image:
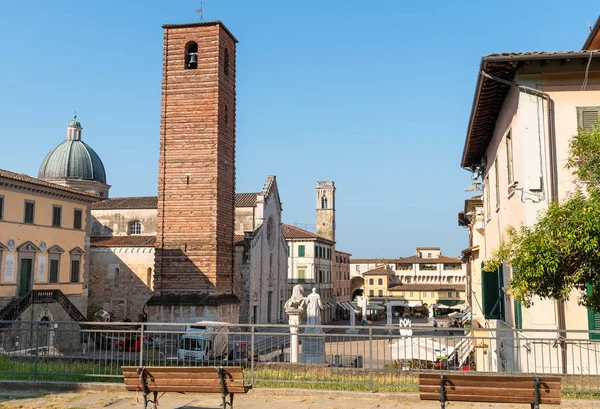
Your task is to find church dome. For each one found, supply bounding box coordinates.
[38,116,107,184]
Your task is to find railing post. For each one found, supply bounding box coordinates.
[250,324,255,387]
[368,326,373,392]
[139,322,145,367]
[34,321,39,381]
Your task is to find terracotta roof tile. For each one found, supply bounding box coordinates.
[234,234,245,245]
[280,223,333,243]
[351,258,402,264]
[235,193,259,207]
[362,266,391,276]
[388,284,466,292]
[92,196,158,210]
[396,255,462,264]
[462,50,600,168]
[92,193,260,210]
[91,236,156,247]
[352,255,462,264]
[0,168,100,200]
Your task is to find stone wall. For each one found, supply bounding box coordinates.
[88,247,154,321]
[91,208,157,237]
[234,207,255,235]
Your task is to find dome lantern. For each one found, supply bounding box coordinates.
[67,113,83,141]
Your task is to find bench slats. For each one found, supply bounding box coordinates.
[419,373,561,383]
[123,371,244,380]
[124,385,247,393]
[420,393,561,405]
[419,378,560,389]
[124,378,244,387]
[419,373,561,406]
[419,385,560,398]
[122,366,243,374]
[121,366,248,395]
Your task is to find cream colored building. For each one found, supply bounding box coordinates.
[0,168,99,322]
[460,20,600,339]
[458,196,484,320]
[283,223,335,323]
[459,18,600,374]
[353,248,467,308]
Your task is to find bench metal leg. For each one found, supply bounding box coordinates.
[439,375,446,409]
[531,377,541,409]
[218,367,235,408]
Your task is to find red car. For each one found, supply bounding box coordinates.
[115,335,154,352]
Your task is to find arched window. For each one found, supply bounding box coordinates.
[129,221,142,235]
[224,48,230,76]
[147,268,152,287]
[321,195,328,209]
[185,42,198,69]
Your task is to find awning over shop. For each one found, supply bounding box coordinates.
[432,303,451,309]
[448,312,465,319]
[337,301,351,311]
[407,301,423,308]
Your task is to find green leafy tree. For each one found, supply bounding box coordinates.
[484,122,600,312]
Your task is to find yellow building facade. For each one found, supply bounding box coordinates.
[0,169,99,317]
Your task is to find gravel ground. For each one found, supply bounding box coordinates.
[0,388,598,409]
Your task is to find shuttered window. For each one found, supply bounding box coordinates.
[577,107,600,130]
[481,263,505,320]
[514,300,522,329]
[587,283,600,340]
[298,245,305,257]
[49,259,60,283]
[73,209,82,230]
[52,205,62,227]
[70,259,80,283]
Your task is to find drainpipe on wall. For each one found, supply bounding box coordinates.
[480,70,566,374]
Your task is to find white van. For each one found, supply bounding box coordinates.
[177,321,230,362]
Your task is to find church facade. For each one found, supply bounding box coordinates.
[87,175,288,324]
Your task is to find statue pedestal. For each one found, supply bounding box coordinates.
[286,308,302,363]
[345,327,359,334]
[300,327,324,363]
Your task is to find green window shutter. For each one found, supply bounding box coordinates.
[514,299,522,329]
[482,264,504,320]
[577,107,600,130]
[298,245,305,257]
[586,283,600,340]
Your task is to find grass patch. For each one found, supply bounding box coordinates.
[248,364,418,392]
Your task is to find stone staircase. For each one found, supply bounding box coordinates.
[0,290,87,328]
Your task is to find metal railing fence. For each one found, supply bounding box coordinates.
[0,320,599,395]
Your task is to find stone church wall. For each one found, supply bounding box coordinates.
[88,247,154,321]
[234,207,255,235]
[91,208,157,236]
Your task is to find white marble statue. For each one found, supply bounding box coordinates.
[305,288,324,326]
[285,284,306,313]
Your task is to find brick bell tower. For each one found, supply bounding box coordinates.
[147,21,240,323]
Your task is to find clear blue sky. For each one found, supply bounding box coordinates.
[0,1,596,258]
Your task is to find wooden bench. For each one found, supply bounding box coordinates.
[122,366,250,409]
[419,373,561,409]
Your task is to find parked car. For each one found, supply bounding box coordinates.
[115,335,155,352]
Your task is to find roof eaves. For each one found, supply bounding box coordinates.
[161,20,239,43]
[583,17,600,50]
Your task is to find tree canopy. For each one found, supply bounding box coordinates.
[483,122,600,312]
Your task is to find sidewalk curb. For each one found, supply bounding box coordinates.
[0,380,124,393]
